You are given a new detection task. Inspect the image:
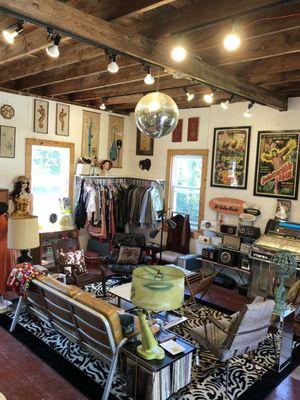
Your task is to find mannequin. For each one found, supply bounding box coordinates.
[9,175,33,216]
[0,202,16,313]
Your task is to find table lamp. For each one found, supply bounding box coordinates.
[131,265,185,360]
[7,216,40,263]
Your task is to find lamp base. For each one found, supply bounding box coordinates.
[137,311,165,361]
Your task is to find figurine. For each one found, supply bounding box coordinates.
[99,159,113,176]
[9,176,33,216]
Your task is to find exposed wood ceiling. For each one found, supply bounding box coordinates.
[0,0,299,113]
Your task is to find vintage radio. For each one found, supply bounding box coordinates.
[217,249,237,266]
[223,234,241,250]
[220,224,237,235]
[177,253,201,271]
[240,242,251,255]
[238,225,261,239]
[202,248,218,262]
[211,236,223,246]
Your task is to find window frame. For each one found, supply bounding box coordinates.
[25,138,75,203]
[165,149,208,237]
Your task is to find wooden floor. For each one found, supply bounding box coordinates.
[0,284,299,400]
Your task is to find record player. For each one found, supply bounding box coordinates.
[250,219,300,267]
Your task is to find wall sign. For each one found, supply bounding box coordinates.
[136,128,154,155]
[209,197,245,215]
[211,126,251,189]
[254,130,300,199]
[172,119,183,142]
[187,117,199,141]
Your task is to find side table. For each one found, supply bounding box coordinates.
[270,307,295,372]
[122,333,195,400]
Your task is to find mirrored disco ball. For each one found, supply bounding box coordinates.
[135,92,179,138]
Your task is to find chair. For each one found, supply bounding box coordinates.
[52,238,107,294]
[104,233,150,277]
[190,297,275,397]
[184,269,217,303]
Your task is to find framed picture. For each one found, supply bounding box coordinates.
[0,125,16,158]
[136,128,154,156]
[108,115,124,168]
[172,119,183,142]
[254,130,300,199]
[211,126,251,189]
[81,110,100,159]
[34,99,49,134]
[187,117,199,141]
[56,103,70,136]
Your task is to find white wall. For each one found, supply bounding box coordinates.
[0,91,130,191]
[128,98,300,251]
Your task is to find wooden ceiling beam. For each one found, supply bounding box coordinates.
[70,76,197,102]
[0,0,287,110]
[14,56,136,90]
[0,12,18,30]
[39,65,169,96]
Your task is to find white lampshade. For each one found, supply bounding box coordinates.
[8,216,40,250]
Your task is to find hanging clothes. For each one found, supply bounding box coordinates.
[166,214,191,254]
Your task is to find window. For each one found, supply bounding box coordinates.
[166,149,208,232]
[25,139,75,230]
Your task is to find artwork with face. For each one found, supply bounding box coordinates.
[34,99,49,134]
[56,103,70,136]
[108,115,124,168]
[9,176,33,216]
[82,111,100,160]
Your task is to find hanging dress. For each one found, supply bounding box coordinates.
[0,214,16,295]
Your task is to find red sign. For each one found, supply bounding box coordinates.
[172,119,183,142]
[209,197,245,215]
[187,117,199,141]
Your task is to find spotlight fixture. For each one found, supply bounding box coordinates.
[2,21,24,44]
[144,65,155,85]
[46,29,61,58]
[203,90,215,104]
[220,95,234,110]
[99,102,106,110]
[243,101,254,118]
[184,88,194,102]
[224,25,241,52]
[107,52,119,73]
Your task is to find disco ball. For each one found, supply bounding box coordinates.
[135,92,179,138]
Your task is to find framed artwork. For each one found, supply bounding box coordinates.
[81,110,100,159]
[254,130,300,199]
[34,99,49,134]
[211,126,251,189]
[136,128,154,156]
[108,115,124,168]
[172,119,183,142]
[0,125,16,158]
[187,117,199,141]
[56,103,70,136]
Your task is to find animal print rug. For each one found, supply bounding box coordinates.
[6,281,296,400]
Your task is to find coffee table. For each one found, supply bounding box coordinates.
[107,281,188,331]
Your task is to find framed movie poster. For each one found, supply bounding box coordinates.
[172,119,183,142]
[56,103,70,136]
[81,111,100,159]
[254,130,300,199]
[211,126,251,189]
[108,115,124,168]
[0,125,16,158]
[187,117,199,141]
[136,128,154,156]
[34,99,49,134]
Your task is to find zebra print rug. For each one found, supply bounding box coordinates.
[7,282,295,400]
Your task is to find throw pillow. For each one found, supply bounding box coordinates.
[116,246,141,265]
[60,249,87,275]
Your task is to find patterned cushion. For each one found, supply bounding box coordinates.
[116,246,141,265]
[60,249,87,276]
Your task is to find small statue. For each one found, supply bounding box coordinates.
[9,176,33,216]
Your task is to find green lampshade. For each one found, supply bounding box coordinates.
[131,265,185,312]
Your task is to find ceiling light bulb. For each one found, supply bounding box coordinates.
[224,32,241,52]
[171,45,186,62]
[107,54,119,73]
[144,67,155,85]
[2,29,18,44]
[221,100,229,110]
[99,102,106,110]
[46,43,60,58]
[186,92,194,102]
[203,93,214,104]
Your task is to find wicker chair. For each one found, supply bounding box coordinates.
[190,297,275,397]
